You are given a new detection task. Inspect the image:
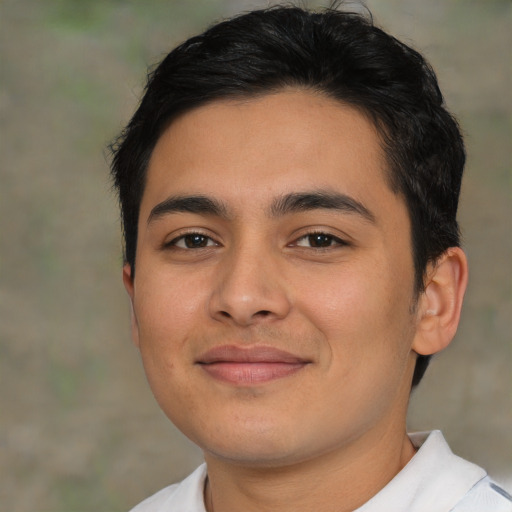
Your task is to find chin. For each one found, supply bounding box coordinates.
[194,419,307,467]
[204,443,306,469]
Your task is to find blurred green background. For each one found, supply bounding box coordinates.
[1,0,510,510]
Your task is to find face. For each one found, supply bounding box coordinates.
[125,90,422,467]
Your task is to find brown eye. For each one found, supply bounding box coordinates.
[295,233,345,248]
[308,234,335,247]
[170,233,217,249]
[184,234,209,248]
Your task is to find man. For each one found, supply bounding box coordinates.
[109,5,511,511]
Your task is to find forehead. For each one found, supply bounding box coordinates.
[140,90,406,231]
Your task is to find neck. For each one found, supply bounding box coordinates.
[203,426,416,512]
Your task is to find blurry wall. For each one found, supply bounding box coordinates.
[1,0,510,510]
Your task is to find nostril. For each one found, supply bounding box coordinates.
[256,310,271,317]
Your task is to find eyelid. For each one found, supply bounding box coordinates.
[162,229,220,250]
[290,229,350,248]
[160,227,350,251]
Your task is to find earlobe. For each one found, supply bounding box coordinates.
[122,264,140,348]
[412,247,468,356]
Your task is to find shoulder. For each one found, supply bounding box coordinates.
[128,464,208,512]
[128,484,180,512]
[356,430,511,512]
[450,476,512,512]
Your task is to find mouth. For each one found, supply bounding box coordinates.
[196,345,311,385]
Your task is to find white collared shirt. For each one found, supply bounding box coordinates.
[130,431,512,512]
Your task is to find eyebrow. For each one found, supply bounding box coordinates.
[147,195,229,224]
[270,191,376,223]
[147,190,375,224]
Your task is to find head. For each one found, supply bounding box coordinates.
[110,6,465,395]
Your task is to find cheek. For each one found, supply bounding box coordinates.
[296,259,415,363]
[132,272,208,416]
[133,270,209,372]
[136,268,204,329]
[297,264,416,425]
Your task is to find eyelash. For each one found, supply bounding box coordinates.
[292,231,348,249]
[164,230,348,251]
[164,232,218,250]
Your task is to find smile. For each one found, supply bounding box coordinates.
[196,345,310,385]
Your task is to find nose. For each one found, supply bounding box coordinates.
[208,245,292,327]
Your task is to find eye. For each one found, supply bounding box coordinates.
[294,232,347,248]
[168,233,218,249]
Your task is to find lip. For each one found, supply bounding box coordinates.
[196,345,310,385]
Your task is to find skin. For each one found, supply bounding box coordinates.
[123,90,468,512]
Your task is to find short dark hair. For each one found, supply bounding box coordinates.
[109,5,465,387]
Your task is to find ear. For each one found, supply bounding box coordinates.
[122,263,140,348]
[412,247,468,356]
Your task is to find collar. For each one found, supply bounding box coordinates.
[355,430,487,512]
